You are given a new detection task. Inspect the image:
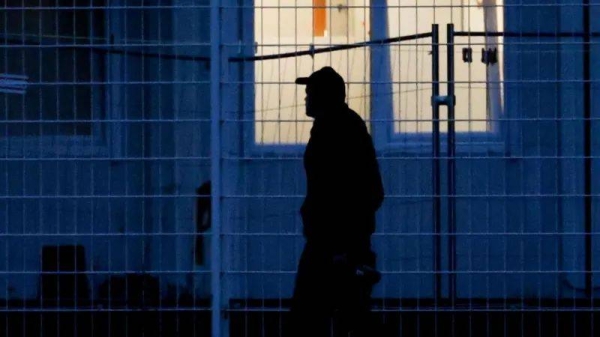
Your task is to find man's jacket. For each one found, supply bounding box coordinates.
[300,104,384,250]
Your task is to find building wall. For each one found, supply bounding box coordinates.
[0,0,212,301]
[0,0,598,305]
[221,0,600,301]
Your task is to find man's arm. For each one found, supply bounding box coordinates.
[365,131,384,212]
[348,123,384,213]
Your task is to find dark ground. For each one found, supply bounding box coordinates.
[1,299,597,337]
[2,262,596,337]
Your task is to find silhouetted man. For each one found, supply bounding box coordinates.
[289,67,384,337]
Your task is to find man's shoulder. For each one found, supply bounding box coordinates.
[313,106,368,135]
[345,108,369,134]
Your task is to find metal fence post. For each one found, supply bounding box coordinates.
[431,24,442,303]
[446,23,456,306]
[583,0,593,302]
[210,0,223,335]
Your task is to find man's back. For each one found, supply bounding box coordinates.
[301,104,384,246]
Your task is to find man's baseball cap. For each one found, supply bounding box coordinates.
[295,66,346,100]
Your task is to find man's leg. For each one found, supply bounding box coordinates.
[289,299,333,337]
[331,248,377,337]
[331,276,374,337]
[289,244,335,337]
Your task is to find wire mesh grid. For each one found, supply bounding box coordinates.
[1,0,213,336]
[1,0,599,337]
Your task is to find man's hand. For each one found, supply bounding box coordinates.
[332,253,381,286]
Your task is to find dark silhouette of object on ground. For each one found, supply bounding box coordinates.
[98,273,160,308]
[290,66,384,337]
[195,180,212,265]
[38,245,90,307]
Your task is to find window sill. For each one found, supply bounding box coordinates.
[241,143,305,159]
[0,135,109,158]
[242,133,507,158]
[380,133,507,156]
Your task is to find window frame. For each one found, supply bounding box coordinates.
[244,0,508,156]
[0,0,118,158]
[382,1,507,154]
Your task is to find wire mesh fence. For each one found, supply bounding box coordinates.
[1,0,599,336]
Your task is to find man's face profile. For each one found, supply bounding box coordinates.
[305,86,316,118]
[304,85,329,119]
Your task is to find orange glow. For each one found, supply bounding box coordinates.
[313,0,326,36]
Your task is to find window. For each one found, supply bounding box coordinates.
[388,0,504,135]
[311,0,352,37]
[253,0,370,145]
[251,0,504,147]
[0,0,106,137]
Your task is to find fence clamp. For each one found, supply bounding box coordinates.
[462,47,473,63]
[482,48,498,66]
[308,43,315,59]
[432,95,456,107]
[0,73,28,95]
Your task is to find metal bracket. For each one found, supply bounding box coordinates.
[432,95,456,107]
[462,47,473,63]
[0,73,28,95]
[481,47,498,65]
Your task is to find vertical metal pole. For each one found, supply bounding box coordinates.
[210,0,222,335]
[446,23,456,305]
[369,0,393,147]
[583,0,592,301]
[431,24,442,302]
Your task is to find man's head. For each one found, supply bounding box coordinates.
[295,66,346,118]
